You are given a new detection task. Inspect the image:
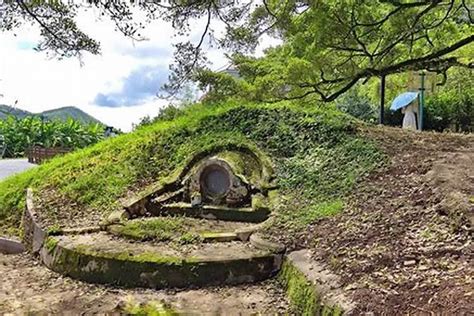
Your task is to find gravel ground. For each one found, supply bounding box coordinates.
[0,159,36,181]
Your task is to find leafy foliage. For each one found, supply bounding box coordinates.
[0,116,105,158]
[423,67,474,132]
[1,1,471,97]
[335,85,378,123]
[133,104,187,130]
[425,91,473,132]
[205,0,473,102]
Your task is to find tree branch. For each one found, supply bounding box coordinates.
[17,1,76,52]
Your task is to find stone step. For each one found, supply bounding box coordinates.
[148,202,270,223]
[106,216,260,243]
[40,232,283,289]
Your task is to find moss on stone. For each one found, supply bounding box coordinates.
[217,151,262,185]
[46,224,63,236]
[123,299,178,316]
[44,236,59,253]
[71,244,198,265]
[279,259,318,315]
[251,194,270,212]
[43,238,280,289]
[279,259,343,316]
[107,218,204,245]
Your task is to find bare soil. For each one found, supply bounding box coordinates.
[0,252,288,315]
[297,126,473,315]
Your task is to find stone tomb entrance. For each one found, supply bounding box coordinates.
[128,148,276,223]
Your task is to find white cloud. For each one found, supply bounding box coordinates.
[82,99,169,132]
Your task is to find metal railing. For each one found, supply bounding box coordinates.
[26,146,71,164]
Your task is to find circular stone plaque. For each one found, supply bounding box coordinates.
[200,165,231,199]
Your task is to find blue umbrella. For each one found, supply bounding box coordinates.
[390,92,419,111]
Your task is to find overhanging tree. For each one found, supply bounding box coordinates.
[218,0,473,102]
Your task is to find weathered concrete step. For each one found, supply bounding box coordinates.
[148,202,270,223]
[107,216,260,243]
[152,202,269,223]
[40,232,283,289]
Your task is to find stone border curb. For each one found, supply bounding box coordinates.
[23,188,46,254]
[0,237,25,254]
[281,249,356,315]
[40,235,283,289]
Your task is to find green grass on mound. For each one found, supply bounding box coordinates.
[109,217,203,245]
[0,101,385,237]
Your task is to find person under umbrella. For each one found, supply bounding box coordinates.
[391,92,419,130]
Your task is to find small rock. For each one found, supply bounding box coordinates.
[418,265,429,271]
[404,260,417,267]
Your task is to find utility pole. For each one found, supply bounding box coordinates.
[379,75,386,125]
[419,72,425,131]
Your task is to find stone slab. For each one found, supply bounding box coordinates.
[150,202,270,223]
[286,249,356,314]
[0,237,25,254]
[23,189,46,254]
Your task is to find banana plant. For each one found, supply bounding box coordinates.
[0,116,106,158]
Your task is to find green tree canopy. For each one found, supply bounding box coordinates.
[206,0,473,102]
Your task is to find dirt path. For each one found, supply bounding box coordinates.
[303,127,474,314]
[0,253,288,315]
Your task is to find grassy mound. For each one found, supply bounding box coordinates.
[0,101,384,237]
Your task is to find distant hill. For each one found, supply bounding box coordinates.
[0,104,102,125]
[0,104,32,119]
[41,107,102,125]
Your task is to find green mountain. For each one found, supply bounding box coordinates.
[0,104,102,125]
[40,106,102,125]
[0,104,32,119]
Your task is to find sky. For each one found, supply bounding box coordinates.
[0,6,277,131]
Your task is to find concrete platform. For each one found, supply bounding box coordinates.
[40,232,284,289]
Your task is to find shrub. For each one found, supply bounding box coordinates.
[335,87,378,123]
[424,92,473,132]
